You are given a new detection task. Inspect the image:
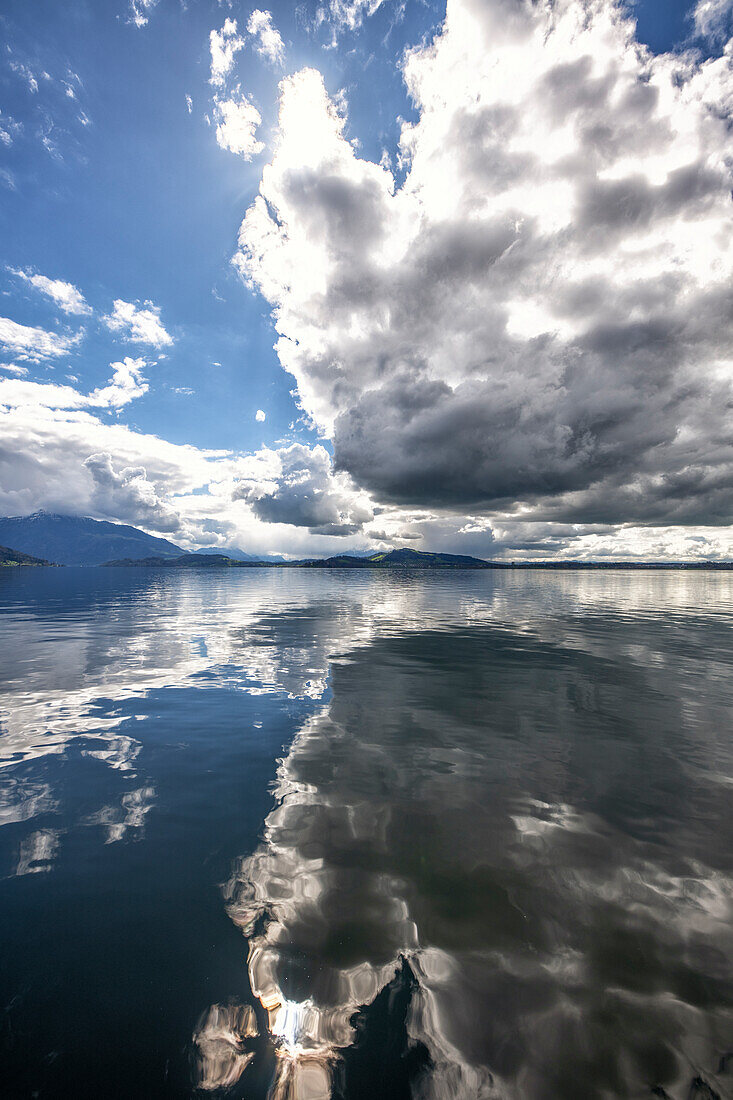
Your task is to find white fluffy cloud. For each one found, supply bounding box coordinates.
[0,357,147,412]
[0,408,209,537]
[0,360,222,538]
[490,520,733,562]
[255,408,266,421]
[233,0,733,546]
[103,299,172,347]
[0,366,375,551]
[87,357,148,408]
[247,9,285,67]
[209,18,245,87]
[0,316,82,362]
[694,0,733,40]
[208,18,264,160]
[213,93,264,159]
[10,268,92,316]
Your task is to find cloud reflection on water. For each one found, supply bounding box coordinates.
[2,568,733,1096]
[193,572,733,1099]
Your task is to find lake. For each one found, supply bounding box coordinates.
[1,567,732,1099]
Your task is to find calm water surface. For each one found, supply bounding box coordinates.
[1,568,732,1099]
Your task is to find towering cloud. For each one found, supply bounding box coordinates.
[235,0,733,533]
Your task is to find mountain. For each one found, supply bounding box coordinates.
[105,547,491,569]
[0,512,184,567]
[300,547,491,568]
[99,547,733,570]
[103,553,261,568]
[195,546,287,564]
[0,544,54,567]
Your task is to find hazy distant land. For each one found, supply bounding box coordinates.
[1,513,731,570]
[101,551,733,569]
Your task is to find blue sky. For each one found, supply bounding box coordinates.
[1,0,731,558]
[1,0,444,453]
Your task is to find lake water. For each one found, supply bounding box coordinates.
[1,567,732,1100]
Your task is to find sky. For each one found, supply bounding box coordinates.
[0,0,731,560]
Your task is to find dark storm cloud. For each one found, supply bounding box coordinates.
[233,442,373,535]
[83,451,182,533]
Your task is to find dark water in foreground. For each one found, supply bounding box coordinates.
[0,569,732,1100]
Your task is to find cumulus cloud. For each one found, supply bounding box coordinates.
[489,520,733,562]
[0,316,82,362]
[255,408,266,421]
[10,268,92,316]
[0,358,148,413]
[0,362,223,536]
[3,363,725,557]
[210,18,245,87]
[0,416,203,537]
[208,18,264,160]
[234,0,733,539]
[233,442,373,535]
[88,357,148,408]
[213,92,264,159]
[0,371,375,552]
[247,9,285,67]
[83,452,181,532]
[103,299,172,347]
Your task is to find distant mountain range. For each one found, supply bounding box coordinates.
[195,546,288,564]
[0,512,183,566]
[0,543,53,567]
[104,548,492,568]
[299,548,491,568]
[104,553,260,568]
